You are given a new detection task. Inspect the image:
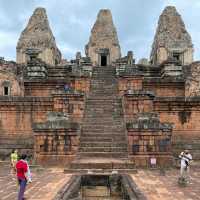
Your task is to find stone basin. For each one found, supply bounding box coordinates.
[54,174,147,200]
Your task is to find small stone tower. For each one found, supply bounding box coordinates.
[150,6,193,65]
[16,7,61,65]
[85,9,121,66]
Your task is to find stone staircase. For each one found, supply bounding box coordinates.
[78,66,128,159]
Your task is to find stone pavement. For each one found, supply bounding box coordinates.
[131,168,200,200]
[0,163,200,200]
[0,164,71,200]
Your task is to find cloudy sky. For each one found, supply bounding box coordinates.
[0,0,200,62]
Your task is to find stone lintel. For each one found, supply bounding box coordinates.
[143,77,185,85]
[126,123,173,132]
[0,96,52,102]
[124,90,155,99]
[33,121,80,131]
[126,112,173,132]
[155,96,200,102]
[52,91,85,98]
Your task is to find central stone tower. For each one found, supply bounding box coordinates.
[85,9,121,66]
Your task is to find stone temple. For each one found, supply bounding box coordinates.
[0,6,200,169]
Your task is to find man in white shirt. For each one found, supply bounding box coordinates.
[179,150,192,181]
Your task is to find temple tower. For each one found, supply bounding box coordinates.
[85,9,121,66]
[16,7,61,65]
[150,6,193,65]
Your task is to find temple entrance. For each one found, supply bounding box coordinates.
[98,48,110,66]
[101,55,107,66]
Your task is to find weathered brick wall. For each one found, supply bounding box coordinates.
[118,78,143,96]
[0,87,86,161]
[34,131,79,165]
[144,85,185,97]
[123,93,200,162]
[127,130,172,167]
[0,134,34,159]
[0,97,52,134]
[74,78,90,93]
[0,97,53,158]
[24,83,53,97]
[52,93,85,123]
[118,77,185,97]
[154,98,200,159]
[123,96,153,121]
[24,78,90,97]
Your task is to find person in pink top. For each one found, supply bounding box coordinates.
[16,154,28,200]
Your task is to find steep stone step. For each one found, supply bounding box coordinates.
[84,113,122,117]
[86,99,121,103]
[78,152,128,158]
[84,107,117,111]
[81,129,125,134]
[84,114,123,118]
[80,139,126,144]
[84,113,123,118]
[82,125,124,131]
[91,84,117,87]
[79,147,127,152]
[84,111,122,115]
[78,65,128,159]
[80,137,126,143]
[81,133,126,138]
[81,130,124,134]
[82,124,123,128]
[84,106,121,110]
[82,127,124,131]
[82,122,123,127]
[87,96,120,100]
[82,122,123,126]
[83,118,122,123]
[80,142,127,148]
[80,137,112,142]
[86,97,120,101]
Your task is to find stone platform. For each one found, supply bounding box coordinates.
[65,158,137,174]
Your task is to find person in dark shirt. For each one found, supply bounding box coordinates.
[16,154,28,200]
[64,84,69,92]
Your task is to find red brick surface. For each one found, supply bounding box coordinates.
[131,168,200,200]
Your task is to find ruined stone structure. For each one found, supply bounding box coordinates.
[0,6,200,167]
[85,9,121,66]
[16,7,61,65]
[150,6,193,65]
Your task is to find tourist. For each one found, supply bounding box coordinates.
[64,84,70,92]
[25,158,32,183]
[179,150,192,181]
[16,154,31,200]
[10,149,18,173]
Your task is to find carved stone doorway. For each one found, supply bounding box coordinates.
[98,48,110,66]
[101,55,107,66]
